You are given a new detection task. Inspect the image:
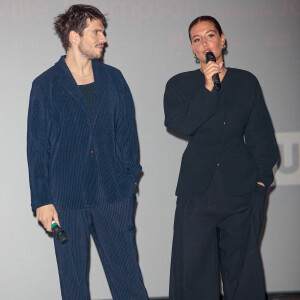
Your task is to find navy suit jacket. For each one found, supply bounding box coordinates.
[164,68,278,196]
[27,56,141,211]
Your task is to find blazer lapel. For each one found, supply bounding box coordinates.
[92,60,106,126]
[54,56,89,115]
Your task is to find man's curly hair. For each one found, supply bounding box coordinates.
[54,4,107,52]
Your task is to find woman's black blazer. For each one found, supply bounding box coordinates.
[164,68,278,196]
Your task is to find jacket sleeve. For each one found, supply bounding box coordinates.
[27,81,52,211]
[116,73,142,183]
[163,81,220,136]
[244,80,278,188]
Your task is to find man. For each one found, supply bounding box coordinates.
[27,4,148,300]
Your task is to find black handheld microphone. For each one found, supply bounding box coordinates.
[51,221,68,244]
[205,51,221,91]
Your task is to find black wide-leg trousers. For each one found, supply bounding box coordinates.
[169,170,266,300]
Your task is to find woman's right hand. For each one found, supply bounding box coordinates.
[202,61,223,91]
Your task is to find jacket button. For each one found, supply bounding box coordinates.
[217,163,220,167]
[90,150,94,154]
[224,122,226,125]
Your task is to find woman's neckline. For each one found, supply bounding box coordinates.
[199,67,230,84]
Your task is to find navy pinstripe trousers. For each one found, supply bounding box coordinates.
[53,197,149,300]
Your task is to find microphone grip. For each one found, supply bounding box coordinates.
[51,221,68,244]
[205,51,221,91]
[212,73,221,91]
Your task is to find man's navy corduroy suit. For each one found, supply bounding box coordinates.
[27,56,149,299]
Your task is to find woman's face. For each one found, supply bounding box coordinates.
[190,21,225,65]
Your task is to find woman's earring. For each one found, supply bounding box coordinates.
[194,53,200,63]
[221,45,226,50]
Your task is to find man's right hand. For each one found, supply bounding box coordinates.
[36,204,60,232]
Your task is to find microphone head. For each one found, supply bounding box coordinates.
[52,223,69,244]
[205,51,216,63]
[57,231,68,244]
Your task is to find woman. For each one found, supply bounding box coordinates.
[164,16,278,300]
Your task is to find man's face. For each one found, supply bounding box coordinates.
[78,19,106,60]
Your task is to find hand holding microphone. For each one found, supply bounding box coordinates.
[203,51,223,91]
[36,204,68,244]
[52,221,68,244]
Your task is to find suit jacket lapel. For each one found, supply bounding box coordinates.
[54,56,89,115]
[92,60,106,126]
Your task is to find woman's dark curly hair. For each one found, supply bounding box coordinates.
[54,4,107,52]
